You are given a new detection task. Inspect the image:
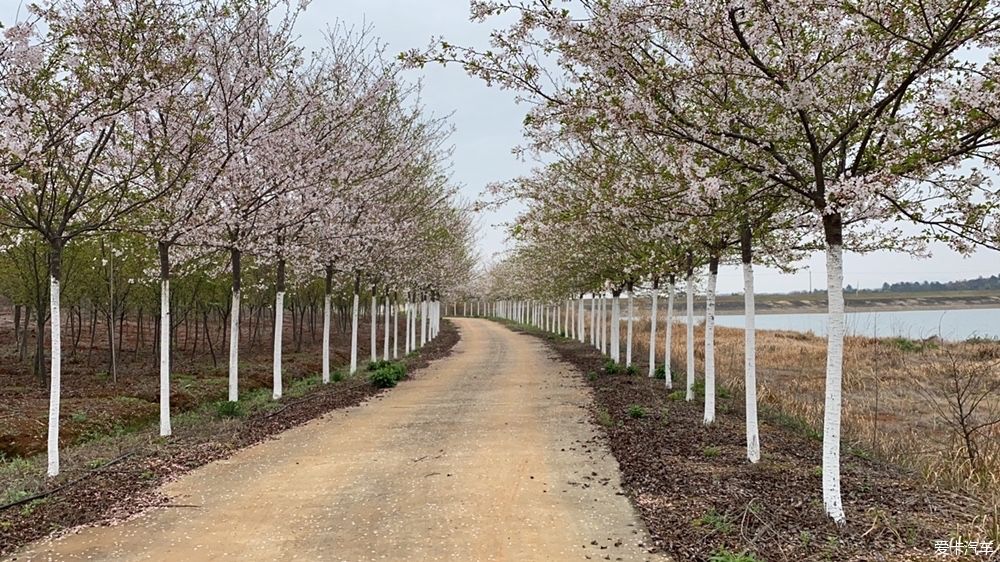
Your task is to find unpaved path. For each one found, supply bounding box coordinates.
[13,319,664,561]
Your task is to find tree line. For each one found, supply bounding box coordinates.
[1,0,476,477]
[410,0,1000,525]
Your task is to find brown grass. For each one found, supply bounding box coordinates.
[576,305,1000,540]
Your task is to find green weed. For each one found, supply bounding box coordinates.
[214,400,245,418]
[627,405,647,419]
[709,549,760,562]
[695,508,732,533]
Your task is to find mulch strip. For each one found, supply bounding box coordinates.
[0,320,459,557]
[510,323,989,562]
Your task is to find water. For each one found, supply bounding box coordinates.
[704,308,1000,341]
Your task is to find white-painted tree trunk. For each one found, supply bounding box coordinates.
[383,298,390,360]
[744,263,760,463]
[393,301,399,359]
[665,281,675,390]
[610,295,621,363]
[596,298,602,350]
[823,244,847,524]
[600,297,607,354]
[685,275,695,401]
[578,298,585,343]
[272,291,285,399]
[350,293,359,374]
[322,294,331,383]
[370,295,377,362]
[405,300,412,354]
[159,279,171,436]
[47,276,61,476]
[421,299,427,346]
[228,290,241,402]
[626,290,634,367]
[703,270,717,426]
[648,291,658,378]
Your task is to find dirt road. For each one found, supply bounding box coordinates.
[13,319,663,561]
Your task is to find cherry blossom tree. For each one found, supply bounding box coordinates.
[0,0,209,476]
[414,0,1000,524]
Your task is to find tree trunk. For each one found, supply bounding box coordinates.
[101,239,118,385]
[272,256,286,400]
[350,274,360,374]
[383,293,390,360]
[665,275,675,390]
[46,240,63,477]
[704,255,719,426]
[370,285,377,363]
[611,290,622,363]
[14,304,21,351]
[590,295,596,347]
[625,282,634,367]
[648,279,658,378]
[392,295,399,359]
[86,306,96,367]
[18,306,30,363]
[405,295,412,354]
[420,295,428,347]
[203,308,217,368]
[228,247,241,402]
[158,241,172,436]
[73,306,83,357]
[741,224,761,463]
[685,268,695,402]
[822,212,847,524]
[322,266,332,383]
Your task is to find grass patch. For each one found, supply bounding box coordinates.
[709,549,760,562]
[286,374,321,398]
[667,390,685,401]
[603,359,623,375]
[627,405,647,419]
[596,408,614,427]
[214,400,245,418]
[694,508,732,533]
[369,361,407,388]
[703,446,721,458]
[887,336,937,353]
[760,404,822,441]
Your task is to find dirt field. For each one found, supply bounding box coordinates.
[0,310,379,459]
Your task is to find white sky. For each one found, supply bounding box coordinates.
[3,0,997,295]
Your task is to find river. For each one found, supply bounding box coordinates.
[705,307,1000,341]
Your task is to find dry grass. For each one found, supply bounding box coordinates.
[576,305,1000,540]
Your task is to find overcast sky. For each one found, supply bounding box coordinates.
[3,1,997,294]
